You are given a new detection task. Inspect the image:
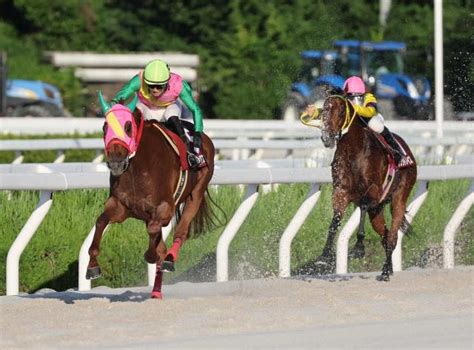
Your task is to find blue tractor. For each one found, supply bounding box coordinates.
[0,52,66,117]
[281,40,434,121]
[281,49,341,122]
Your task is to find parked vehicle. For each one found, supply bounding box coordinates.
[0,52,66,117]
[281,40,436,121]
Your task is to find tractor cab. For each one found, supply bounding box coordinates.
[333,40,430,117]
[298,50,339,83]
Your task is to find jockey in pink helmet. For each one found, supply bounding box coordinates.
[302,76,406,166]
[343,76,406,166]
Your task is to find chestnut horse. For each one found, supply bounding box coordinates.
[86,92,216,298]
[316,95,417,281]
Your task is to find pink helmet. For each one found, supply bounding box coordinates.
[343,76,366,94]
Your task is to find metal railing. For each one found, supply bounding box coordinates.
[1,162,472,295]
[1,135,472,164]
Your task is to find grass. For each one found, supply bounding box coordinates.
[1,180,471,295]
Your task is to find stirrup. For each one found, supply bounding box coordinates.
[398,155,414,168]
[187,152,201,169]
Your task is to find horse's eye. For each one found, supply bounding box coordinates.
[102,122,108,135]
[124,121,132,136]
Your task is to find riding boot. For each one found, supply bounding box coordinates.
[381,127,403,164]
[168,116,200,169]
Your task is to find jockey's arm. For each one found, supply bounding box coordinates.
[112,75,141,104]
[179,81,203,133]
[352,93,377,118]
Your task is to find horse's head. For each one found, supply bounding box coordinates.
[99,91,141,176]
[320,95,349,149]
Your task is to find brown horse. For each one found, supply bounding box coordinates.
[86,92,216,298]
[316,95,417,281]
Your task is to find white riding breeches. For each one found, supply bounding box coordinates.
[368,113,385,133]
[137,100,185,122]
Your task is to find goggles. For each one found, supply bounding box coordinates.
[148,83,168,90]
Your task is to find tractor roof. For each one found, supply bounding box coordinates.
[334,40,406,51]
[301,50,338,59]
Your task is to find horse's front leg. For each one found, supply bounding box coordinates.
[145,206,171,299]
[316,188,349,271]
[87,197,128,280]
[86,212,109,279]
[149,235,167,300]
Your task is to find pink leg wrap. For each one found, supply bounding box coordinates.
[150,265,163,299]
[167,238,183,262]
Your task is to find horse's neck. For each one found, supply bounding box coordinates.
[341,119,366,148]
[134,124,177,165]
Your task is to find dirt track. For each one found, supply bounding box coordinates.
[1,266,473,349]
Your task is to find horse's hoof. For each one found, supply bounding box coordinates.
[161,260,175,273]
[313,259,335,275]
[86,266,101,280]
[377,273,390,282]
[150,291,163,299]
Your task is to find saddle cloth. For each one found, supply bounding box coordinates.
[374,133,415,170]
[373,132,415,202]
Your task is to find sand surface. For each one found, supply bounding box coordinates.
[1,266,473,349]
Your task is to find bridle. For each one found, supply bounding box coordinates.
[323,95,358,142]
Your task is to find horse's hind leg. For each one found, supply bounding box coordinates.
[367,205,394,280]
[87,197,128,280]
[145,201,173,264]
[162,180,208,272]
[380,192,410,281]
[349,205,368,259]
[161,196,200,272]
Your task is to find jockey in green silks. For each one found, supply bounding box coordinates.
[112,59,203,169]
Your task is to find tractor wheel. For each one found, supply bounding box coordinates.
[12,105,53,117]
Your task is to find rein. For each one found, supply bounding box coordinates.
[331,95,357,135]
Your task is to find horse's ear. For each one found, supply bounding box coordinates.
[133,107,142,124]
[98,90,111,115]
[329,87,344,96]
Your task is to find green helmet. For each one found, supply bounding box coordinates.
[143,59,170,85]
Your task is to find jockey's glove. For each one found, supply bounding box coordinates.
[193,132,202,149]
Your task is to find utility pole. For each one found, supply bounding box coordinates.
[434,0,444,138]
[0,52,7,116]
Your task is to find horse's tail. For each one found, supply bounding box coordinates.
[190,189,227,238]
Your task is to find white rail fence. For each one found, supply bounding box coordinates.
[1,135,473,164]
[2,118,474,136]
[1,163,472,296]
